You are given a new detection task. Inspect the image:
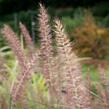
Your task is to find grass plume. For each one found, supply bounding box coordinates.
[38,4,57,101]
[1,25,38,103]
[54,19,91,109]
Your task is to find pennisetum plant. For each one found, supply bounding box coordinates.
[1,24,28,102]
[1,3,92,109]
[1,24,39,103]
[38,3,58,103]
[54,19,91,109]
[19,22,40,74]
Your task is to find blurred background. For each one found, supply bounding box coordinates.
[0,0,109,60]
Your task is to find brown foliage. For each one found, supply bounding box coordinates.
[73,11,109,59]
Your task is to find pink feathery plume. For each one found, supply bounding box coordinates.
[1,25,37,103]
[38,3,56,99]
[20,22,40,73]
[54,19,91,109]
[19,22,34,48]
